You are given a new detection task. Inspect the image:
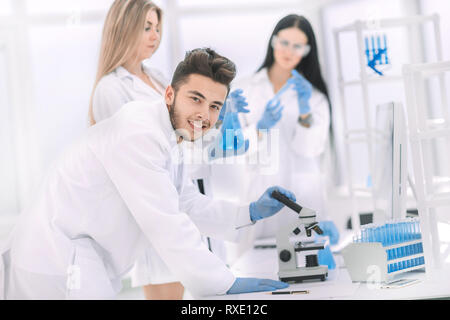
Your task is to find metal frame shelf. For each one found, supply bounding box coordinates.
[333,14,443,232]
[403,60,450,276]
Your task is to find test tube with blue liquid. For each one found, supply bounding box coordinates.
[367,226,374,242]
[399,222,405,270]
[405,222,411,268]
[376,36,382,65]
[364,36,371,64]
[415,219,423,265]
[402,222,407,269]
[381,224,387,247]
[409,221,415,267]
[371,36,376,58]
[403,222,409,269]
[398,222,404,270]
[386,223,392,260]
[404,222,410,269]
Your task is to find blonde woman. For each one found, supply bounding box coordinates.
[89,0,166,125]
[89,0,183,300]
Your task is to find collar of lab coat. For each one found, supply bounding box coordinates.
[142,99,184,161]
[154,99,179,147]
[115,65,133,80]
[115,65,165,96]
[251,67,270,84]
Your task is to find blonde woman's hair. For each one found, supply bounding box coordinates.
[88,0,163,126]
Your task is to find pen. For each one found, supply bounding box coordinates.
[268,290,309,295]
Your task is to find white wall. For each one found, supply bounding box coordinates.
[174,1,334,80]
[0,43,18,216]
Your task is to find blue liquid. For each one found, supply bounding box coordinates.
[364,37,370,63]
[383,34,389,64]
[419,257,425,265]
[356,219,424,272]
[221,112,244,151]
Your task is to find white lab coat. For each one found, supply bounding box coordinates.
[2,100,253,299]
[93,63,176,287]
[211,68,331,240]
[181,131,230,264]
[93,64,229,286]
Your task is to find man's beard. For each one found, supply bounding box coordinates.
[168,100,200,142]
[168,101,188,142]
[168,96,211,142]
[168,102,179,132]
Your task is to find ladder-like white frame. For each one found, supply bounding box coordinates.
[403,60,450,276]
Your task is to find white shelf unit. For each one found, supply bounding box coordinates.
[403,60,450,277]
[333,14,443,232]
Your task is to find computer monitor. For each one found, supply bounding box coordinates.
[372,102,408,221]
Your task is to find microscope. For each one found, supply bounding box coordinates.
[271,191,328,283]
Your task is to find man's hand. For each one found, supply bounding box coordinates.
[249,186,296,222]
[227,277,288,294]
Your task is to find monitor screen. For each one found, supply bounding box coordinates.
[372,102,407,220]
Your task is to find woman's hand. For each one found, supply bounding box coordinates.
[288,70,312,115]
[256,98,284,130]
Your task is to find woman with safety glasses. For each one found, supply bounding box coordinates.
[219,14,339,252]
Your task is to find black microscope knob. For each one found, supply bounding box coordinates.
[279,250,291,262]
[293,227,301,235]
[305,254,319,267]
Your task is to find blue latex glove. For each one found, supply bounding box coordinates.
[318,245,336,270]
[218,89,250,122]
[249,186,296,222]
[319,221,340,245]
[256,98,284,130]
[287,70,313,115]
[227,277,289,294]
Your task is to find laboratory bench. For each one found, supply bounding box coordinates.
[200,236,450,300]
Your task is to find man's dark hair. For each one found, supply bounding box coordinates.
[171,48,236,94]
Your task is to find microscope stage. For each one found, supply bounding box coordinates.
[279,266,328,283]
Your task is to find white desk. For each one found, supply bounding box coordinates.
[203,247,450,300]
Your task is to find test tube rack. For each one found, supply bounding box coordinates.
[342,219,425,283]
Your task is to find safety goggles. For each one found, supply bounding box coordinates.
[271,35,311,57]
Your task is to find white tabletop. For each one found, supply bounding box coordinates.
[203,245,450,300]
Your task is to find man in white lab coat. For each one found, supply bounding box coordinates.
[0,48,294,299]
